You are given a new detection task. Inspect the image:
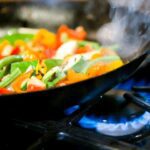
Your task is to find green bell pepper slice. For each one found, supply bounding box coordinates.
[44,59,62,71]
[0,33,34,45]
[11,60,38,73]
[72,55,121,74]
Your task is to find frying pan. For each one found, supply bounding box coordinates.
[0,1,149,121]
[0,51,147,121]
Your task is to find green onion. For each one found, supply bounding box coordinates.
[0,68,22,88]
[46,72,66,88]
[47,77,62,88]
[0,65,10,79]
[42,67,60,84]
[0,70,5,79]
[0,55,23,70]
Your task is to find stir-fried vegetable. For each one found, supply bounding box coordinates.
[0,33,34,44]
[11,60,38,73]
[0,25,123,95]
[0,68,22,88]
[11,70,33,93]
[44,59,62,70]
[0,55,23,69]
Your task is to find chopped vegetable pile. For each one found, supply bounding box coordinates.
[0,25,123,95]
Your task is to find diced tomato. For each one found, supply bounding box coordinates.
[27,84,45,92]
[27,76,46,92]
[0,88,13,94]
[11,46,20,55]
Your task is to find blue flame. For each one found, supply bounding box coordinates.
[78,113,149,129]
[78,112,150,136]
[138,92,150,103]
[115,78,150,91]
[115,79,134,91]
[64,105,80,115]
[78,116,98,129]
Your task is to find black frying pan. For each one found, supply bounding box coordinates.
[0,52,147,121]
[0,1,149,121]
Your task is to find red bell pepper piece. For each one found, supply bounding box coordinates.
[0,88,13,94]
[11,46,20,55]
[56,25,87,48]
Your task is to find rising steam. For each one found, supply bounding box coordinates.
[97,0,150,59]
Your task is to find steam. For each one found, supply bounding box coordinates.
[97,0,150,59]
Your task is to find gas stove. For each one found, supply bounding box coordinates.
[1,57,150,150]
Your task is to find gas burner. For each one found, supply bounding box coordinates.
[78,89,150,137]
[78,60,150,137]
